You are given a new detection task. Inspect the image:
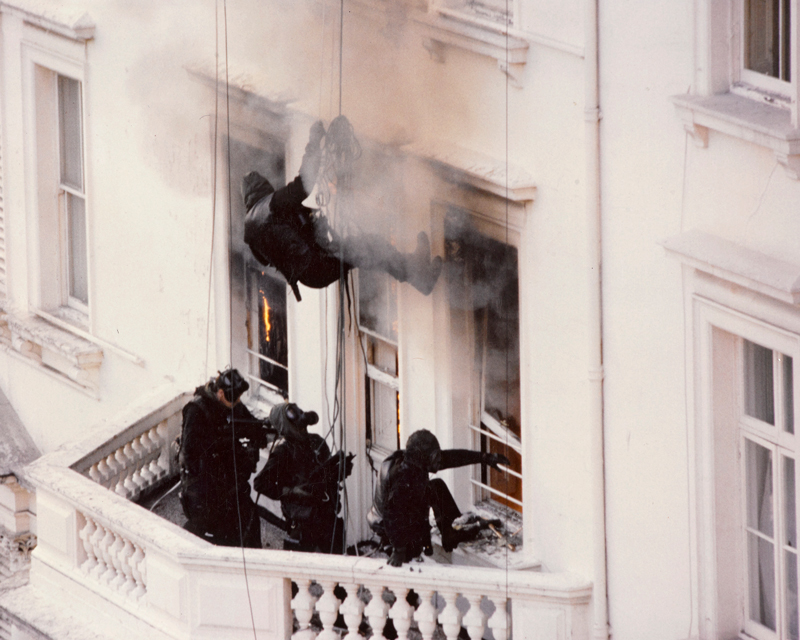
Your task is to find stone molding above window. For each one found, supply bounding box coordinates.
[0,311,103,395]
[672,93,800,179]
[662,229,800,305]
[415,9,529,86]
[0,1,94,41]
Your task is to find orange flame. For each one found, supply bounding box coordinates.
[262,294,271,342]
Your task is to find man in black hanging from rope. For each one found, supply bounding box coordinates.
[242,117,442,302]
[179,368,271,548]
[367,429,509,566]
[253,402,355,553]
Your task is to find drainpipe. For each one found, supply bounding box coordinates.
[585,0,610,639]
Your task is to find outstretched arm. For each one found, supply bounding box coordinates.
[439,449,510,471]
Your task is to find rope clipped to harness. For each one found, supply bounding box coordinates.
[315,115,362,209]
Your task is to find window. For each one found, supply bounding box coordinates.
[358,269,400,456]
[740,339,798,640]
[227,137,290,405]
[58,75,88,309]
[745,0,792,82]
[34,66,89,321]
[446,209,522,512]
[738,0,795,99]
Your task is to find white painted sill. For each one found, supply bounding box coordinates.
[0,310,103,396]
[672,92,800,179]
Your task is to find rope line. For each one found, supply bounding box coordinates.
[218,0,258,636]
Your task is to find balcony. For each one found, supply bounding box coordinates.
[4,387,592,639]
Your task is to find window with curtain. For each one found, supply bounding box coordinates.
[742,338,798,640]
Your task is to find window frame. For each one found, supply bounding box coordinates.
[694,295,800,639]
[443,204,523,513]
[22,42,91,327]
[737,341,799,639]
[356,269,402,461]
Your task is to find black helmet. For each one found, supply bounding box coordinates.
[242,171,275,210]
[405,429,441,471]
[216,368,249,403]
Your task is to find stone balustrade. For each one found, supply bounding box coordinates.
[19,386,593,639]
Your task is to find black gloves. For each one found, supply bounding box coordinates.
[483,453,511,470]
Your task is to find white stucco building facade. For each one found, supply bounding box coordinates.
[0,1,798,639]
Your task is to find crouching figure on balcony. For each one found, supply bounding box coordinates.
[179,369,270,548]
[242,118,442,302]
[254,402,354,553]
[367,429,509,566]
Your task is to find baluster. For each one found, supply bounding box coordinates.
[132,435,155,489]
[462,595,486,640]
[96,457,112,488]
[291,579,318,640]
[79,516,98,573]
[89,522,107,579]
[108,533,127,589]
[415,590,438,640]
[88,463,102,484]
[316,580,341,640]
[116,447,136,499]
[439,590,463,640]
[487,597,509,640]
[155,420,170,477]
[364,585,390,640]
[104,453,123,496]
[389,587,414,640]
[146,427,163,480]
[339,583,365,640]
[117,538,136,596]
[98,527,117,583]
[130,544,147,599]
[122,443,146,497]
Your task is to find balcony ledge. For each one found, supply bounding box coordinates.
[672,92,800,179]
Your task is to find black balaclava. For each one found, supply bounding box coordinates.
[242,171,275,210]
[405,429,441,472]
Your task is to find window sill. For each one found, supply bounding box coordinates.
[672,92,800,179]
[0,311,103,395]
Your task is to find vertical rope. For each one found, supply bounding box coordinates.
[338,0,344,116]
[220,0,258,636]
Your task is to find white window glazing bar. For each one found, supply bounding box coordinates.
[247,348,288,372]
[470,478,524,508]
[366,363,399,390]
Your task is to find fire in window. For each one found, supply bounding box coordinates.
[247,267,288,398]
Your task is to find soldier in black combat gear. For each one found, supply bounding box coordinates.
[179,368,270,548]
[242,118,442,302]
[367,429,509,566]
[254,402,354,553]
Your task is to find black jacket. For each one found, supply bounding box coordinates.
[243,127,336,301]
[254,433,343,525]
[179,385,268,522]
[369,448,484,551]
